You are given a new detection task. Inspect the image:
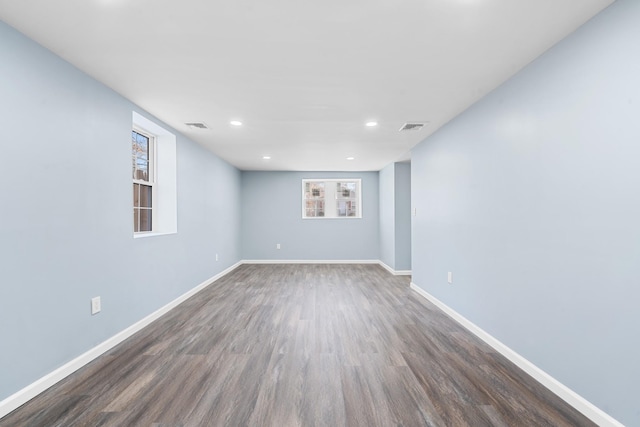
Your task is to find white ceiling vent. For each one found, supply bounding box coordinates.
[185,122,209,129]
[399,122,426,131]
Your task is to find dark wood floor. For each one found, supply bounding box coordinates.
[1,264,595,426]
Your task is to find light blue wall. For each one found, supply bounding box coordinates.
[379,162,412,271]
[394,163,411,271]
[241,171,379,260]
[411,1,638,425]
[0,20,241,402]
[379,164,396,268]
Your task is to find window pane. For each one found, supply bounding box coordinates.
[305,200,315,217]
[337,182,356,198]
[347,200,357,217]
[133,183,140,208]
[337,200,356,217]
[132,131,150,181]
[306,182,324,198]
[135,158,149,181]
[133,208,140,232]
[139,208,152,232]
[132,152,136,179]
[134,188,152,231]
[305,200,324,217]
[139,184,152,208]
[136,167,148,181]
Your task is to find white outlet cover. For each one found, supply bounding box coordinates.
[447,272,453,284]
[91,296,101,315]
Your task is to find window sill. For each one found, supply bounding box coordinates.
[133,231,177,239]
[302,216,362,220]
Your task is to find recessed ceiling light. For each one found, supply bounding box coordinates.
[230,120,243,126]
[346,157,355,160]
[262,156,271,160]
[365,121,378,127]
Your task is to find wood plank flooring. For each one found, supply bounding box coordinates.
[0,264,595,426]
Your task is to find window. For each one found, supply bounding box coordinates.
[132,111,177,237]
[132,129,154,233]
[304,181,325,217]
[302,179,362,219]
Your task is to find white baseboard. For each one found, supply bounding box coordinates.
[241,259,380,264]
[0,261,242,419]
[378,261,412,276]
[409,282,624,427]
[242,259,411,277]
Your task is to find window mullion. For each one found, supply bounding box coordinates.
[325,184,337,218]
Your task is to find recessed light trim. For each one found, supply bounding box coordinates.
[346,157,355,160]
[230,120,243,126]
[365,121,378,127]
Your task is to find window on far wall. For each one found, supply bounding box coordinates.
[302,179,362,219]
[132,129,154,233]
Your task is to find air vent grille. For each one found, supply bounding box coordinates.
[399,122,426,131]
[185,122,209,129]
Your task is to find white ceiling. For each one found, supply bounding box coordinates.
[0,0,613,171]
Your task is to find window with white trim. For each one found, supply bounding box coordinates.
[302,179,362,218]
[132,129,154,233]
[131,111,177,237]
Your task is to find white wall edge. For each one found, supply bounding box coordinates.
[241,259,380,264]
[0,261,243,419]
[378,261,412,276]
[409,282,624,427]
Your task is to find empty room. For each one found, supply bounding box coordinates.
[0,0,637,426]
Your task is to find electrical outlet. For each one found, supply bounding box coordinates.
[276,243,281,250]
[413,208,417,216]
[91,296,101,315]
[447,272,453,284]
[215,253,219,261]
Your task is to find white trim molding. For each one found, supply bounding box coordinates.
[242,259,380,265]
[0,261,242,419]
[378,261,412,276]
[409,282,624,427]
[242,260,411,277]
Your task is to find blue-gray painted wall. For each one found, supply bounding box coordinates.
[379,164,396,268]
[379,162,411,271]
[394,163,411,271]
[241,171,379,260]
[0,20,241,402]
[411,1,638,424]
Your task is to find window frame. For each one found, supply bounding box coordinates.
[131,111,177,238]
[132,127,157,234]
[302,178,362,219]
